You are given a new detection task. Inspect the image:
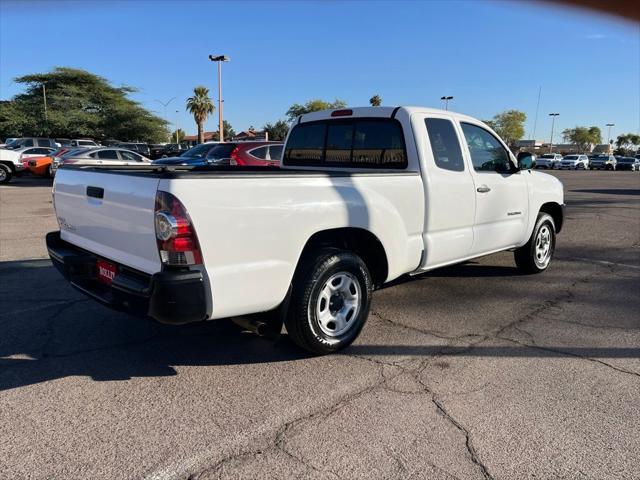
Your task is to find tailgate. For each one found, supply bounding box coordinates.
[53,168,161,274]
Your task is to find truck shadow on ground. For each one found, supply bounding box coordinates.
[571,188,640,196]
[1,258,638,391]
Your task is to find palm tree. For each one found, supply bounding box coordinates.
[369,94,382,107]
[186,86,215,144]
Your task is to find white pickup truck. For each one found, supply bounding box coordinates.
[47,106,564,354]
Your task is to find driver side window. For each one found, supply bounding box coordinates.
[461,123,513,173]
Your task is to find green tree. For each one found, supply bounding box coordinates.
[286,98,347,122]
[369,94,382,107]
[223,120,235,139]
[186,86,215,144]
[171,128,185,143]
[561,126,602,152]
[0,67,168,142]
[263,120,290,141]
[615,133,640,154]
[211,121,236,141]
[482,110,526,146]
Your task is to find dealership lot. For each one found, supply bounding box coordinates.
[1,171,639,479]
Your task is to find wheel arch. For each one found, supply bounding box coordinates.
[539,202,564,233]
[296,227,389,288]
[0,161,16,173]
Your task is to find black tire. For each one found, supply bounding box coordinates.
[45,164,53,178]
[514,213,556,274]
[285,249,372,355]
[0,164,12,184]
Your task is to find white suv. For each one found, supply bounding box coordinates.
[536,153,563,169]
[559,154,589,170]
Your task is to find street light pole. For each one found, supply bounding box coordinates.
[175,110,179,144]
[440,96,453,110]
[154,97,176,142]
[209,54,230,142]
[548,113,560,153]
[606,123,614,152]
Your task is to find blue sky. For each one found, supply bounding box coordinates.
[1,0,638,140]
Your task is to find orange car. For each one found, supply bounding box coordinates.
[28,148,69,177]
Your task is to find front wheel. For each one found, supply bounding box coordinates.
[0,164,12,184]
[514,213,556,274]
[285,249,372,355]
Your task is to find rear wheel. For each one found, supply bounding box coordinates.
[514,213,556,274]
[0,164,12,184]
[46,164,53,178]
[285,249,372,355]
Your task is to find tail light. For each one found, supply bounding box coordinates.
[229,146,240,166]
[154,191,202,266]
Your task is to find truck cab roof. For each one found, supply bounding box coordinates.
[297,106,478,125]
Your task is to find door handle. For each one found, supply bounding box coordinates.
[476,185,491,193]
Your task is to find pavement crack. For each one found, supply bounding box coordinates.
[430,396,494,480]
[370,310,485,342]
[497,336,640,380]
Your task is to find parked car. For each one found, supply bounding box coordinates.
[558,154,589,170]
[54,147,150,173]
[69,139,100,147]
[589,154,617,170]
[152,142,221,166]
[50,148,96,176]
[0,146,57,183]
[116,142,151,158]
[2,137,58,150]
[149,143,189,160]
[28,147,73,177]
[614,157,640,171]
[535,153,563,169]
[229,141,284,166]
[152,142,283,167]
[47,106,564,354]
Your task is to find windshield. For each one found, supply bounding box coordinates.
[618,157,633,163]
[564,155,578,160]
[540,154,555,159]
[4,139,23,150]
[180,143,213,158]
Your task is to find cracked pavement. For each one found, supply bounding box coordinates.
[1,171,639,479]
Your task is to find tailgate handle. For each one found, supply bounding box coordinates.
[86,186,104,199]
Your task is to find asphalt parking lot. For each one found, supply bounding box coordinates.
[1,171,639,480]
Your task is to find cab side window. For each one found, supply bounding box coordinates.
[424,118,464,172]
[461,123,513,173]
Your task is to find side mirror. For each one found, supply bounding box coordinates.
[517,152,534,170]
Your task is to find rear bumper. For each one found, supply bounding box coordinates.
[46,231,207,324]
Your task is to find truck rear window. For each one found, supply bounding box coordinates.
[284,118,407,169]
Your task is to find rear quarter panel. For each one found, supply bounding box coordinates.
[161,173,425,319]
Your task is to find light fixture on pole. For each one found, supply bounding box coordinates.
[606,123,615,152]
[155,97,176,142]
[548,113,560,153]
[208,54,230,142]
[440,96,453,110]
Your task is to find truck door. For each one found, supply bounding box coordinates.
[458,121,528,254]
[416,115,476,269]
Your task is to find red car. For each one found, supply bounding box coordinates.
[227,141,283,166]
